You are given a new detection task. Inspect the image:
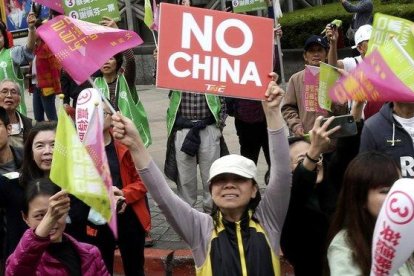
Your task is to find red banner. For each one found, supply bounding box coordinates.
[156,3,274,100]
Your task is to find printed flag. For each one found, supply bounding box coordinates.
[367,13,414,58]
[37,15,143,84]
[304,65,326,113]
[144,0,154,29]
[33,0,64,14]
[50,107,112,222]
[329,39,414,103]
[371,179,414,276]
[151,0,159,31]
[83,106,117,238]
[318,62,339,111]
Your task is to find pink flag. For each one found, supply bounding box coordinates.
[329,50,414,104]
[83,106,118,238]
[37,15,143,84]
[304,65,327,114]
[33,0,64,14]
[151,0,159,31]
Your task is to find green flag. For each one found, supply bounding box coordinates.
[367,13,414,58]
[50,108,112,221]
[319,62,340,111]
[144,0,154,29]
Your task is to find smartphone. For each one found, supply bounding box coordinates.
[320,114,357,138]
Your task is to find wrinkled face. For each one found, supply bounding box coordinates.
[211,173,257,217]
[0,120,11,150]
[32,130,55,173]
[23,195,66,242]
[366,186,391,218]
[303,44,327,66]
[0,81,21,112]
[100,57,117,76]
[357,40,369,58]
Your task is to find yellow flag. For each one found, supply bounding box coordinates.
[144,0,154,29]
[50,108,111,221]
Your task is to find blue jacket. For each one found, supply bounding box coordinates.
[360,102,414,177]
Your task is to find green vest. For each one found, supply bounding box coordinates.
[95,75,152,147]
[0,48,26,115]
[166,91,222,137]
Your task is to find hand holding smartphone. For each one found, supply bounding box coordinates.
[320,114,357,138]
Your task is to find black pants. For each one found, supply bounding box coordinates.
[235,118,270,166]
[83,207,146,276]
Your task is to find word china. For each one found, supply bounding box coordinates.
[169,13,261,86]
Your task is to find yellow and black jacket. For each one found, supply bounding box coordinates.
[138,127,292,276]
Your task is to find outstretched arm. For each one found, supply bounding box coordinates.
[256,73,292,254]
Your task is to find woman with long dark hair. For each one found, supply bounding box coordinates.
[327,152,414,275]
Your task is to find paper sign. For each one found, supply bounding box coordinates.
[156,3,274,100]
[37,15,143,84]
[371,179,414,276]
[232,0,268,14]
[318,62,338,111]
[63,0,120,23]
[367,13,414,58]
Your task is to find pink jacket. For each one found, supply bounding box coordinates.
[6,229,109,276]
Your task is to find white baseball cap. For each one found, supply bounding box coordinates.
[353,24,372,49]
[208,154,257,184]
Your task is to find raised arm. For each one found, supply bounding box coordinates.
[326,24,344,69]
[26,12,36,52]
[341,0,373,13]
[111,113,212,266]
[255,73,292,254]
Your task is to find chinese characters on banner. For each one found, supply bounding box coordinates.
[156,3,274,100]
[367,13,414,58]
[304,65,327,114]
[37,15,143,84]
[63,0,120,23]
[75,88,101,142]
[232,0,267,14]
[371,179,414,276]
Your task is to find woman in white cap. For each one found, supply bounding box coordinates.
[111,72,291,275]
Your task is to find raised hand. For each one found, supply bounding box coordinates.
[100,16,118,28]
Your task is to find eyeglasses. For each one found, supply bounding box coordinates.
[0,89,20,96]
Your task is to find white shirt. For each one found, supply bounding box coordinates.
[393,114,414,145]
[342,55,363,72]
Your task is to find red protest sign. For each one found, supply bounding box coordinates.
[156,3,274,100]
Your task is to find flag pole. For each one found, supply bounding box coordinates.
[391,37,414,68]
[151,30,158,49]
[87,78,117,115]
[272,0,286,86]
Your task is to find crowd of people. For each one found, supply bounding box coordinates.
[1,0,414,275]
